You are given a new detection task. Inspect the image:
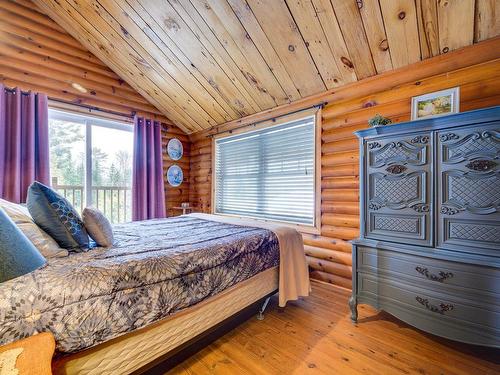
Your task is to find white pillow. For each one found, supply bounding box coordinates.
[0,199,69,258]
[82,207,114,247]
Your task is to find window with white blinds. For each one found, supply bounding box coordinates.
[214,115,316,226]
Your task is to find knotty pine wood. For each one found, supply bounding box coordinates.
[188,44,500,289]
[166,281,500,375]
[30,0,500,133]
[0,0,190,218]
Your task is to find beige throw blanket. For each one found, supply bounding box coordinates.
[188,213,310,307]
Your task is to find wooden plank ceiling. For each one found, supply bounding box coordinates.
[32,0,499,134]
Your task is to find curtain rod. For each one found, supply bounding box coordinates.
[207,102,326,138]
[48,98,136,118]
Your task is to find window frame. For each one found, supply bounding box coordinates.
[211,108,321,234]
[48,108,133,210]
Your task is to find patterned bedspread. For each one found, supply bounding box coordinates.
[0,216,279,353]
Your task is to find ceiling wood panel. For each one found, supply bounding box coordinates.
[244,0,326,96]
[379,0,421,69]
[330,0,376,79]
[437,0,475,53]
[415,0,440,59]
[358,0,393,73]
[474,0,499,42]
[310,0,357,83]
[30,0,499,133]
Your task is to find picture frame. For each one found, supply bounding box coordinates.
[167,138,183,160]
[411,87,460,121]
[167,165,183,187]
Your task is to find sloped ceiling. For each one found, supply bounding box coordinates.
[33,0,499,133]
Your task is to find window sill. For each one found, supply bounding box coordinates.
[212,212,321,235]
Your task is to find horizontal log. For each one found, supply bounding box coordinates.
[321,202,359,216]
[322,164,359,177]
[0,77,139,115]
[1,67,153,112]
[302,234,352,252]
[310,270,352,289]
[306,256,352,279]
[323,60,500,119]
[322,126,361,143]
[304,245,352,265]
[324,98,410,128]
[322,189,359,202]
[321,177,359,189]
[0,17,99,65]
[321,214,359,228]
[321,225,359,240]
[190,161,212,171]
[322,138,358,154]
[322,151,358,166]
[1,0,68,34]
[0,8,87,51]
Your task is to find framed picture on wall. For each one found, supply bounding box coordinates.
[411,87,460,120]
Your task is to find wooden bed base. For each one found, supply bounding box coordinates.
[52,266,279,375]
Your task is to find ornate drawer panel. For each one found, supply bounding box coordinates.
[437,122,500,255]
[358,273,500,341]
[357,246,500,300]
[365,132,432,246]
[369,213,427,241]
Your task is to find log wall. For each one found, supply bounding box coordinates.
[0,0,189,217]
[189,43,500,289]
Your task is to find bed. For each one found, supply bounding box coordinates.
[0,213,309,374]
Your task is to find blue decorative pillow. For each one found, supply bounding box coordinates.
[27,181,90,251]
[0,207,46,283]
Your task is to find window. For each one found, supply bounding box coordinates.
[48,109,133,223]
[214,113,319,229]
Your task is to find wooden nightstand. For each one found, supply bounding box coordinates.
[0,333,55,374]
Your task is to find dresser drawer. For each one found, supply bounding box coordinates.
[357,246,500,301]
[358,272,500,337]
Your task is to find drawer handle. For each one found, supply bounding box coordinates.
[415,266,453,282]
[416,296,454,315]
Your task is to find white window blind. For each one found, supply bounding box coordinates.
[214,115,316,225]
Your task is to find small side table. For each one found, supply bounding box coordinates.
[172,206,194,215]
[0,332,55,374]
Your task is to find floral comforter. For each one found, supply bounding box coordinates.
[0,216,279,352]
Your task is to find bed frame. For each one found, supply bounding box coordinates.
[52,266,279,374]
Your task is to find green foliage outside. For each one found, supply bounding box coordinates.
[49,120,132,222]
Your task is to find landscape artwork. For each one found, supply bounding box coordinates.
[411,88,460,120]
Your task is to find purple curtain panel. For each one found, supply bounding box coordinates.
[132,116,166,221]
[0,85,50,203]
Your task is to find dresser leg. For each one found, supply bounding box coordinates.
[348,296,358,322]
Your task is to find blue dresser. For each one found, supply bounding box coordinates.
[350,106,500,347]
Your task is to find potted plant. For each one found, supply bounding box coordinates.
[368,114,392,127]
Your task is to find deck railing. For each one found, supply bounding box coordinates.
[52,177,131,223]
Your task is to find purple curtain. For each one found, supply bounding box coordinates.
[0,85,50,203]
[132,116,166,221]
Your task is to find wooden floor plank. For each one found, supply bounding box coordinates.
[166,281,500,374]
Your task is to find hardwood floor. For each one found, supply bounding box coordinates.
[166,281,499,375]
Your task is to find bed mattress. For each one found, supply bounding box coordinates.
[0,216,279,353]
